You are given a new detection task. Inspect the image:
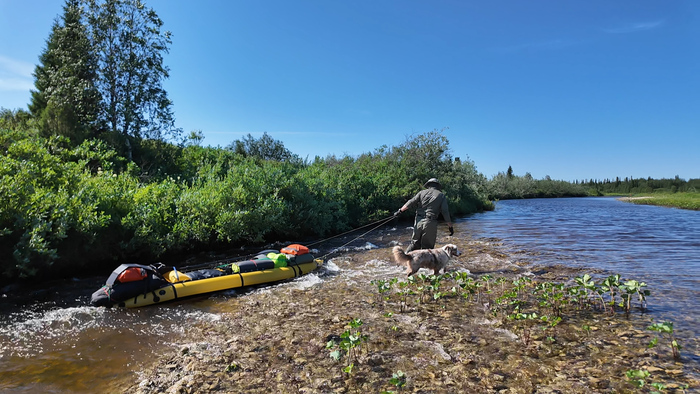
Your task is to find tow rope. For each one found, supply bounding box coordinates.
[169,215,397,272]
[308,215,396,260]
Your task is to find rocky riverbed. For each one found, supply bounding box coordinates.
[128,232,699,393]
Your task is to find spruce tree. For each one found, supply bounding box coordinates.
[29,0,101,144]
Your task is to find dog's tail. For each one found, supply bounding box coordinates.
[392,246,411,266]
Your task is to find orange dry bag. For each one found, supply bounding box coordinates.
[280,244,309,255]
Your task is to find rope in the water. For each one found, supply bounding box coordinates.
[173,215,397,271]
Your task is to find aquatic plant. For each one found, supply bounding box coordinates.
[647,321,681,359]
[575,274,610,312]
[388,370,407,390]
[343,363,354,374]
[650,382,667,393]
[533,282,568,317]
[371,278,397,302]
[581,324,591,336]
[397,280,413,312]
[619,279,649,312]
[601,274,621,311]
[626,369,650,388]
[327,318,370,373]
[480,274,494,293]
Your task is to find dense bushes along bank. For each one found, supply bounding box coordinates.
[0,130,495,282]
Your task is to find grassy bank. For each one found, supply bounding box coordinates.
[617,193,700,211]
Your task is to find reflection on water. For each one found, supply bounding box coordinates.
[460,197,700,341]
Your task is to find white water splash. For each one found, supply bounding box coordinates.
[331,242,379,254]
[0,305,221,358]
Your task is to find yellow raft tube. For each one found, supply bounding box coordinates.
[120,259,322,308]
[90,258,323,308]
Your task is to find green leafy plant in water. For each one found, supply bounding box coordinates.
[480,274,494,293]
[371,278,397,302]
[456,274,477,302]
[327,318,370,374]
[648,336,658,349]
[650,382,667,393]
[342,363,354,374]
[619,279,649,312]
[626,369,650,388]
[540,314,562,329]
[533,282,568,317]
[511,276,532,296]
[414,273,445,303]
[575,273,611,313]
[582,324,591,336]
[397,280,413,312]
[496,287,524,316]
[388,370,407,390]
[601,274,621,312]
[496,276,508,293]
[647,321,681,359]
[508,312,538,321]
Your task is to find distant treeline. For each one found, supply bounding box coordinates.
[487,166,589,200]
[576,177,700,195]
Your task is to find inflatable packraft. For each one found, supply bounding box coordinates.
[90,244,321,308]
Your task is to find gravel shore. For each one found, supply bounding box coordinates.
[128,234,698,393]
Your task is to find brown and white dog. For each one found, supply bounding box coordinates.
[392,244,462,276]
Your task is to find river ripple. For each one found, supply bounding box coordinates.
[460,196,700,344]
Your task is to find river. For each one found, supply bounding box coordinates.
[1,196,698,392]
[460,197,700,334]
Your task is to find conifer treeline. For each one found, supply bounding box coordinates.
[575,177,699,195]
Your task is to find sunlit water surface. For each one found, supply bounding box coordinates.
[460,197,700,341]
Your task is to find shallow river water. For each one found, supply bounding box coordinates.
[0,196,698,392]
[461,197,700,335]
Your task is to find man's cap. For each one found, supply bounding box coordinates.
[424,178,441,188]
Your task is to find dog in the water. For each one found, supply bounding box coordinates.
[392,244,462,276]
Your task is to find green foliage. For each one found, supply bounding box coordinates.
[488,167,588,200]
[326,318,369,374]
[0,136,115,277]
[0,129,495,281]
[626,369,650,388]
[1,108,35,134]
[316,129,493,225]
[85,0,180,159]
[389,370,407,389]
[228,132,301,163]
[647,322,682,359]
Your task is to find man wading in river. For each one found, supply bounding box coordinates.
[394,178,454,252]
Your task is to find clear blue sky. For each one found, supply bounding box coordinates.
[1,1,698,181]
